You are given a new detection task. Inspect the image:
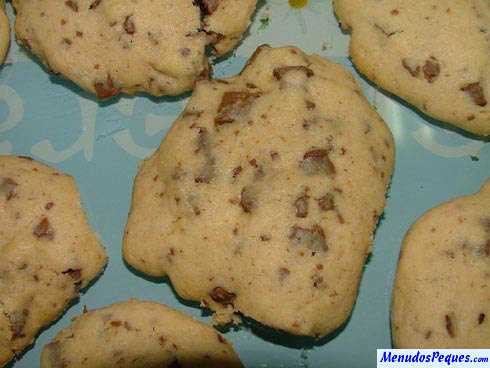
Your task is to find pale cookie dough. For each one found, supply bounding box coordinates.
[12,0,256,99]
[392,180,490,348]
[123,45,395,337]
[333,0,490,136]
[0,0,9,64]
[41,299,243,368]
[0,155,107,367]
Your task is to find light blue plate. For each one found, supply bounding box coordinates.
[1,1,488,367]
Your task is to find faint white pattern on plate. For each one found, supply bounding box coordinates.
[31,96,96,162]
[412,126,484,158]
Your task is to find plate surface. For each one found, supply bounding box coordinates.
[1,1,488,367]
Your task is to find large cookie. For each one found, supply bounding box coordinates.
[0,155,107,367]
[13,0,256,99]
[333,0,490,136]
[392,180,490,348]
[123,45,395,337]
[0,0,9,64]
[41,299,242,368]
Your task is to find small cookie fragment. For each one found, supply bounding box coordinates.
[333,0,490,136]
[199,0,257,55]
[392,180,490,348]
[40,300,242,368]
[123,46,394,337]
[0,155,107,367]
[0,0,9,64]
[12,0,256,99]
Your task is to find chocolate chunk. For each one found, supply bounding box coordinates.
[94,75,120,100]
[422,57,440,83]
[401,59,420,77]
[62,268,82,280]
[217,333,226,344]
[231,166,242,179]
[109,320,122,327]
[294,191,309,218]
[239,186,255,213]
[305,100,316,110]
[196,65,213,82]
[65,0,78,12]
[478,313,485,325]
[194,164,214,183]
[33,218,55,240]
[279,267,290,282]
[484,240,490,257]
[289,225,328,252]
[461,82,487,106]
[0,177,18,200]
[195,127,210,154]
[45,202,54,210]
[273,66,314,80]
[312,275,325,289]
[195,0,220,15]
[194,128,216,184]
[424,330,432,339]
[123,16,136,35]
[215,91,261,126]
[9,309,29,339]
[300,149,335,176]
[89,0,101,9]
[317,193,335,211]
[209,287,236,305]
[445,314,455,338]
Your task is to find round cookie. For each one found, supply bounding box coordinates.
[12,0,256,99]
[0,155,107,367]
[333,0,490,136]
[392,180,490,348]
[123,45,395,337]
[41,299,243,368]
[0,0,9,64]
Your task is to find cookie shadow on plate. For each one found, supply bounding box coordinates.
[123,260,211,314]
[15,45,195,107]
[4,263,108,368]
[241,313,351,349]
[48,72,194,108]
[124,260,358,349]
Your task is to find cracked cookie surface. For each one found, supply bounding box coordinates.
[41,299,242,368]
[392,180,490,348]
[12,0,256,98]
[333,0,490,136]
[123,45,395,337]
[0,155,106,367]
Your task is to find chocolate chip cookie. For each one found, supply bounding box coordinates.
[41,299,242,368]
[123,45,395,337]
[392,179,490,347]
[334,0,490,136]
[0,155,106,367]
[13,0,256,99]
